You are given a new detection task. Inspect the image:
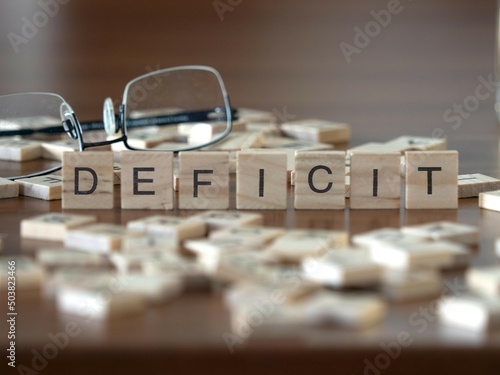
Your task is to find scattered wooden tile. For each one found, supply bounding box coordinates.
[121,234,178,253]
[405,151,458,209]
[302,248,382,288]
[237,108,278,125]
[17,174,62,201]
[262,136,333,151]
[294,151,346,209]
[127,215,206,243]
[439,295,500,332]
[62,151,114,209]
[0,256,44,290]
[21,213,97,241]
[265,229,348,263]
[0,138,42,161]
[383,136,446,152]
[352,228,425,249]
[401,221,479,246]
[479,190,500,212]
[190,210,263,231]
[56,282,145,320]
[369,240,463,270]
[120,151,173,210]
[178,151,229,210]
[350,152,401,209]
[0,177,19,199]
[236,150,288,210]
[65,223,142,253]
[458,173,500,198]
[210,226,285,247]
[36,248,108,269]
[204,131,265,151]
[380,269,442,302]
[303,291,387,328]
[117,273,183,305]
[281,119,350,144]
[466,266,500,298]
[110,251,183,274]
[41,139,79,161]
[126,127,180,149]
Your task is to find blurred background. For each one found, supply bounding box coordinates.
[0,0,496,151]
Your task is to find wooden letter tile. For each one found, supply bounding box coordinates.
[294,151,345,210]
[17,174,62,200]
[190,210,263,231]
[21,213,97,241]
[0,177,19,199]
[281,119,350,144]
[405,151,458,209]
[458,173,500,198]
[62,151,114,209]
[401,220,479,246]
[350,152,401,209]
[236,150,287,209]
[120,151,173,210]
[41,140,79,161]
[126,215,206,243]
[178,152,229,210]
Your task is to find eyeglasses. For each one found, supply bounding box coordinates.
[0,65,236,180]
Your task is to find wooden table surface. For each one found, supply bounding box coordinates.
[1,0,500,374]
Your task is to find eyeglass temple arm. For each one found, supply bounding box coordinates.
[0,108,238,137]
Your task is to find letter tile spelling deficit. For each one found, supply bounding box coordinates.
[405,151,458,209]
[62,151,114,209]
[294,151,345,209]
[120,151,173,210]
[236,150,288,210]
[350,152,401,209]
[178,152,229,210]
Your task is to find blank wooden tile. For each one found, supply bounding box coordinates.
[36,248,108,269]
[265,229,348,263]
[41,139,79,161]
[302,248,382,288]
[110,251,182,274]
[439,295,500,332]
[212,251,275,283]
[126,128,179,149]
[304,291,387,328]
[466,266,500,298]
[0,256,44,290]
[369,240,464,270]
[479,190,500,212]
[405,151,458,209]
[458,173,500,198]
[178,151,229,210]
[294,151,345,210]
[21,213,97,241]
[62,151,114,209]
[384,136,446,152]
[126,215,206,243]
[17,174,62,200]
[65,223,143,253]
[121,235,178,253]
[237,108,278,125]
[401,221,479,245]
[380,269,441,302]
[0,177,19,199]
[190,210,263,231]
[281,119,350,144]
[350,152,401,209]
[120,151,173,210]
[0,138,42,161]
[236,150,288,209]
